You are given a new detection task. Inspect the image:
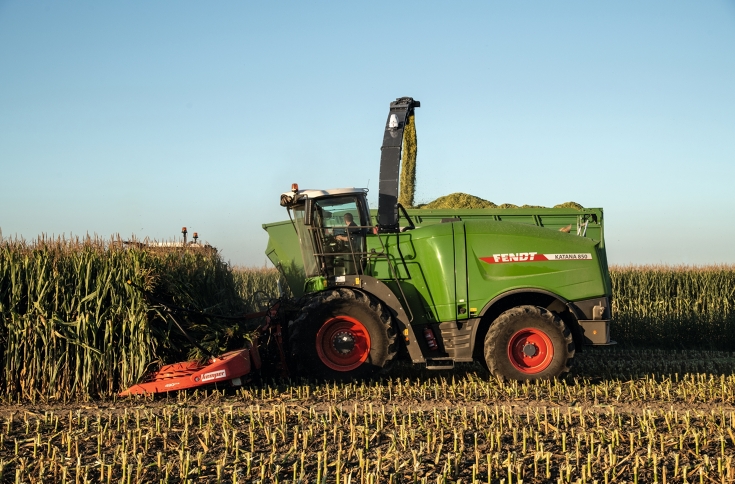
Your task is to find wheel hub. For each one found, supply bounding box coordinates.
[316,316,372,372]
[507,328,554,374]
[333,331,356,355]
[522,343,538,357]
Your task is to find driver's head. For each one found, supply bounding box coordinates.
[344,213,354,223]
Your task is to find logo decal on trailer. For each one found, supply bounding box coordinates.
[200,370,227,382]
[480,253,593,264]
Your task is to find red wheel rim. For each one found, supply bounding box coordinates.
[507,328,554,374]
[316,316,371,372]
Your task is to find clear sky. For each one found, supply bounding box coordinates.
[1,1,734,267]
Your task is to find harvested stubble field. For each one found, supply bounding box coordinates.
[4,352,735,483]
[3,238,735,482]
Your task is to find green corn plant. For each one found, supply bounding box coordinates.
[0,236,260,400]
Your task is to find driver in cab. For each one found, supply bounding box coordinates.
[335,213,358,242]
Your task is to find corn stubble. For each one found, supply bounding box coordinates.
[3,370,735,483]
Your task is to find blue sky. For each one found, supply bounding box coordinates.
[1,1,734,266]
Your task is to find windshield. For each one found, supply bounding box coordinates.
[313,197,365,230]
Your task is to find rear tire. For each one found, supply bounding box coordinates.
[289,288,397,380]
[484,305,574,380]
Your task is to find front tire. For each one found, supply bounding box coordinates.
[289,288,397,380]
[484,305,574,380]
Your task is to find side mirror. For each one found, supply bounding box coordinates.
[303,198,313,226]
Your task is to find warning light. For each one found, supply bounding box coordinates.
[291,183,299,192]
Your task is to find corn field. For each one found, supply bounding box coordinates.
[0,236,255,401]
[610,265,735,349]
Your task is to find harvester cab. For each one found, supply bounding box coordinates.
[280,186,372,279]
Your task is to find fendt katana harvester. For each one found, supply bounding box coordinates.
[122,97,614,395]
[264,97,615,380]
